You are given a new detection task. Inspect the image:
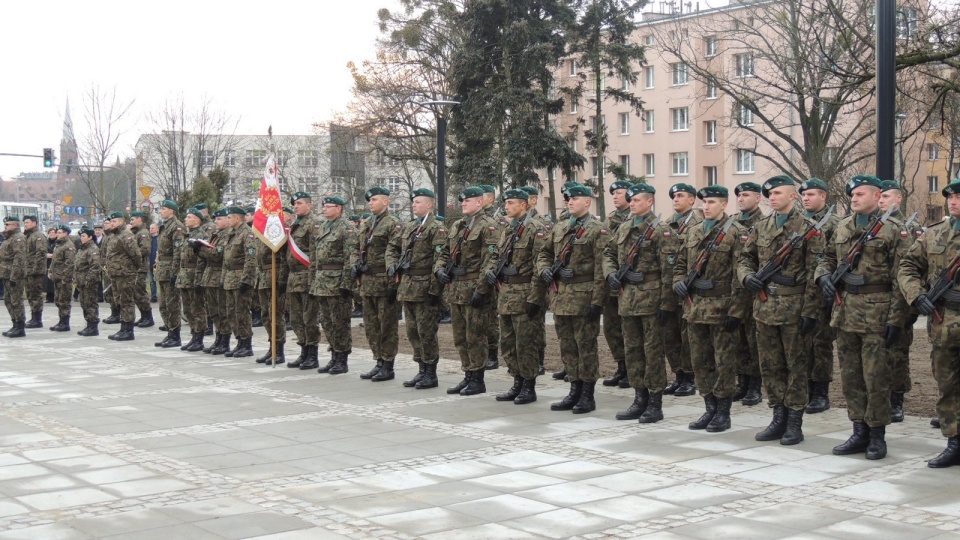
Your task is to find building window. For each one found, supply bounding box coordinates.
[590,115,606,131]
[619,112,630,135]
[276,150,289,167]
[591,157,603,178]
[928,143,940,161]
[706,79,718,99]
[824,147,838,164]
[300,176,320,193]
[621,78,631,92]
[299,150,319,167]
[928,113,941,131]
[570,98,578,114]
[929,176,939,194]
[737,104,755,126]
[643,110,655,132]
[705,121,717,144]
[705,36,718,57]
[200,150,215,168]
[672,63,689,85]
[570,171,578,182]
[898,8,918,40]
[644,154,655,177]
[671,152,689,176]
[644,66,655,89]
[735,54,754,78]
[245,150,266,167]
[705,166,718,186]
[671,107,689,131]
[569,59,578,75]
[619,154,630,175]
[736,149,755,173]
[385,176,403,198]
[224,151,236,167]
[331,177,346,195]
[644,34,655,46]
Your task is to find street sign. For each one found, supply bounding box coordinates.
[63,206,74,215]
[140,200,155,210]
[54,204,62,215]
[76,206,86,216]
[139,186,153,199]
[63,195,73,204]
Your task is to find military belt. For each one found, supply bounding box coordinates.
[502,274,533,284]
[842,283,892,294]
[623,270,661,285]
[453,272,480,281]
[770,273,797,286]
[182,263,197,269]
[560,275,594,284]
[318,264,342,271]
[225,263,245,270]
[288,265,308,273]
[158,256,174,261]
[364,265,387,276]
[406,267,433,276]
[762,284,804,296]
[695,284,732,297]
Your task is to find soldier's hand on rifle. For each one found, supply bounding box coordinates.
[470,291,485,308]
[189,240,202,253]
[387,264,397,278]
[277,283,287,294]
[744,273,764,293]
[656,309,672,325]
[350,266,359,280]
[799,316,817,336]
[525,302,540,318]
[914,294,935,316]
[436,268,451,285]
[169,276,177,286]
[194,284,203,294]
[540,268,554,284]
[722,315,741,332]
[816,276,836,299]
[386,288,398,304]
[339,288,352,299]
[882,324,901,348]
[587,304,602,322]
[606,274,621,291]
[672,281,688,299]
[485,271,498,285]
[240,282,252,293]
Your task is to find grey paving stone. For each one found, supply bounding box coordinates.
[192,511,315,539]
[16,487,117,511]
[736,502,860,530]
[369,506,487,536]
[811,516,942,539]
[447,493,559,521]
[670,516,808,539]
[501,507,625,538]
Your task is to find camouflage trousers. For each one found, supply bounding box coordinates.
[362,294,400,361]
[109,274,137,324]
[225,288,252,339]
[179,288,207,334]
[484,293,499,352]
[288,292,320,346]
[403,300,440,364]
[77,282,99,322]
[451,302,487,372]
[622,314,666,392]
[890,324,914,393]
[687,322,738,399]
[134,272,150,313]
[26,274,44,314]
[3,279,25,324]
[500,312,542,380]
[931,343,960,438]
[157,281,181,330]
[603,295,625,364]
[737,309,761,377]
[103,274,118,310]
[206,287,228,336]
[54,280,73,319]
[258,288,286,344]
[250,287,261,312]
[756,321,807,411]
[316,295,352,353]
[836,331,891,428]
[661,309,693,374]
[554,314,601,383]
[804,306,836,383]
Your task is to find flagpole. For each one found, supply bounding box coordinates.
[271,250,277,367]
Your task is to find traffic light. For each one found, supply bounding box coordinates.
[43,148,54,168]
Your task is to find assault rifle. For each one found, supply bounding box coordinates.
[353,215,378,287]
[677,211,694,235]
[825,204,897,306]
[442,217,473,288]
[492,211,532,290]
[924,253,960,323]
[613,214,662,294]
[391,214,429,285]
[547,217,588,293]
[753,207,834,302]
[903,211,920,232]
[679,216,735,306]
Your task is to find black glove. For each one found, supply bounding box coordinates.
[428,294,441,306]
[906,313,919,326]
[817,275,836,300]
[6,281,15,289]
[240,282,252,293]
[606,274,622,291]
[799,316,817,336]
[883,324,901,348]
[656,309,673,325]
[194,285,203,294]
[350,266,359,280]
[541,268,554,284]
[169,276,177,286]
[436,269,451,285]
[587,304,602,322]
[673,281,688,299]
[485,271,498,285]
[470,291,485,308]
[526,302,541,318]
[190,241,202,253]
[722,315,741,332]
[387,264,397,278]
[914,294,935,317]
[339,288,352,299]
[277,283,287,294]
[386,288,398,304]
[744,273,764,293]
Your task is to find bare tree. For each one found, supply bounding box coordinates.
[73,85,135,216]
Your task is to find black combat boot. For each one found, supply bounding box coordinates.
[50,316,70,332]
[603,361,627,387]
[732,374,748,401]
[159,325,168,332]
[232,337,254,358]
[833,422,871,455]
[103,308,120,324]
[664,370,683,395]
[404,361,425,387]
[706,397,732,432]
[932,418,942,428]
[460,369,486,396]
[159,327,181,348]
[538,349,545,376]
[136,308,155,328]
[361,360,384,380]
[111,322,135,341]
[689,395,718,430]
[551,381,583,411]
[372,361,395,381]
[514,378,537,405]
[805,380,831,413]
[257,343,285,364]
[742,376,763,406]
[552,368,567,380]
[675,372,697,397]
[865,425,887,460]
[638,392,664,423]
[781,409,804,446]
[211,334,230,355]
[416,362,439,389]
[186,333,206,352]
[496,376,523,402]
[755,405,788,441]
[180,332,199,351]
[287,345,306,367]
[615,388,649,420]
[572,381,597,414]
[485,348,499,370]
[329,351,349,374]
[77,319,99,337]
[299,345,320,370]
[203,334,219,354]
[447,372,470,394]
[6,321,26,338]
[251,309,262,327]
[24,311,42,329]
[890,391,905,423]
[205,317,214,336]
[928,436,960,468]
[315,349,335,373]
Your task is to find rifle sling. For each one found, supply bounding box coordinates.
[842,283,892,295]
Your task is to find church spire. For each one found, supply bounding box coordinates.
[62,97,75,144]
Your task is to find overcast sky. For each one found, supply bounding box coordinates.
[0,0,397,181]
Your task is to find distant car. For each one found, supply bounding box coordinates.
[68,220,83,229]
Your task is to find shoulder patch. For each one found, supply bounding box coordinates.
[488,245,495,253]
[435,244,442,253]
[916,230,924,237]
[489,226,496,232]
[536,232,544,239]
[438,228,446,235]
[600,229,608,235]
[248,233,254,239]
[314,224,321,230]
[395,225,402,230]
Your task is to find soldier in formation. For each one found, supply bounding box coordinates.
[74,226,101,336]
[179,208,210,352]
[311,196,355,374]
[285,192,321,369]
[732,182,765,406]
[155,200,184,347]
[600,180,631,389]
[197,209,231,354]
[47,224,76,332]
[1,216,27,338]
[129,210,155,328]
[22,215,47,329]
[222,206,258,358]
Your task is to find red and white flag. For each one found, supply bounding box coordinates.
[252,153,288,253]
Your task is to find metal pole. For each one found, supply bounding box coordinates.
[876,0,896,180]
[271,250,277,367]
[437,115,447,218]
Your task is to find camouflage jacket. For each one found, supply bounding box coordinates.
[197,227,228,288]
[737,206,765,230]
[814,212,909,332]
[673,215,749,325]
[74,241,101,288]
[131,223,152,274]
[386,213,446,302]
[0,229,26,282]
[104,227,142,277]
[601,213,671,317]
[309,215,356,297]
[48,238,77,283]
[284,212,319,293]
[352,211,403,297]
[535,214,607,316]
[176,226,208,289]
[256,236,288,290]
[528,208,554,234]
[805,206,841,245]
[662,209,704,311]
[22,227,47,276]
[494,214,548,315]
[603,208,631,298]
[737,211,823,325]
[898,219,959,346]
[155,217,185,281]
[435,212,499,306]
[222,223,257,291]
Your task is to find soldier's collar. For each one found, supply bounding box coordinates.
[673,209,692,222]
[803,210,817,219]
[951,217,960,232]
[774,209,793,229]
[738,207,759,221]
[632,212,653,227]
[854,209,878,228]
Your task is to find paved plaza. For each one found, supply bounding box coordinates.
[0,305,958,539]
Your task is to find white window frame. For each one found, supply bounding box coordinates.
[705,166,718,186]
[671,152,689,176]
[570,98,578,114]
[706,79,718,99]
[299,150,319,167]
[735,54,754,78]
[644,153,655,177]
[644,34,655,46]
[705,36,718,57]
[671,107,689,131]
[200,149,215,168]
[738,104,755,126]
[928,143,941,161]
[672,62,689,86]
[619,154,631,175]
[929,176,939,194]
[736,149,755,173]
[224,151,235,167]
[569,58,578,75]
[705,120,718,145]
[619,112,630,135]
[643,110,655,133]
[621,78,631,92]
[644,66,655,89]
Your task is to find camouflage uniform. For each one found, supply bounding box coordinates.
[74,240,101,323]
[483,205,505,364]
[222,222,258,341]
[802,206,841,401]
[889,212,923,397]
[99,229,118,315]
[48,236,77,319]
[0,227,27,327]
[155,217,185,331]
[814,212,908,428]
[309,215,356,355]
[177,225,208,335]
[130,222,152,316]
[104,226,143,324]
[602,208,630,381]
[526,208,553,360]
[353,211,403,367]
[197,227,229,341]
[661,209,702,383]
[735,207,764,382]
[286,213,321,350]
[22,226,47,317]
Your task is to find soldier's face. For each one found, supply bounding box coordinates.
[672,192,695,213]
[131,217,143,228]
[802,189,827,212]
[185,214,200,228]
[850,186,880,214]
[56,230,68,241]
[567,196,591,218]
[736,191,761,212]
[368,195,389,215]
[629,193,654,216]
[160,207,174,220]
[111,218,126,229]
[283,212,295,226]
[23,219,37,230]
[701,197,726,220]
[321,204,343,221]
[215,216,230,230]
[528,195,538,207]
[411,196,434,218]
[482,193,495,208]
[293,199,312,216]
[4,222,19,233]
[612,189,628,210]
[461,197,483,216]
[768,186,796,213]
[504,198,528,219]
[948,194,960,218]
[80,233,92,244]
[879,190,903,212]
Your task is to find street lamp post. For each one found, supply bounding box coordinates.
[409,99,459,218]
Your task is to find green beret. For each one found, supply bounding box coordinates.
[3,216,20,223]
[845,174,882,197]
[57,224,71,234]
[626,183,656,199]
[160,200,178,211]
[502,188,529,201]
[411,188,436,199]
[942,179,960,197]
[365,187,390,201]
[282,206,294,214]
[348,214,360,221]
[291,191,311,204]
[435,215,445,222]
[93,222,104,229]
[561,182,582,199]
[361,212,372,219]
[519,186,539,196]
[697,185,729,200]
[669,183,696,198]
[22,215,38,222]
[79,226,95,237]
[566,184,593,198]
[761,175,797,198]
[245,206,255,214]
[226,206,246,215]
[734,182,762,196]
[480,184,496,194]
[798,178,829,193]
[609,180,632,193]
[130,210,146,218]
[213,209,229,218]
[459,186,484,201]
[107,211,125,220]
[880,180,902,192]
[194,203,209,210]
[322,196,346,206]
[187,208,204,219]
